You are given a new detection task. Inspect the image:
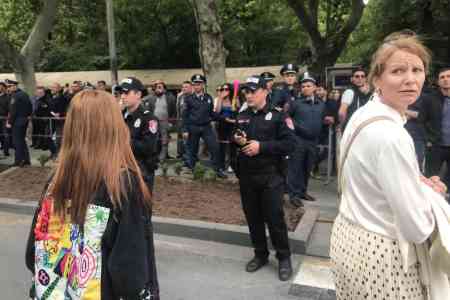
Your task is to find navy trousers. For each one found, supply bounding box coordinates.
[287,141,316,199]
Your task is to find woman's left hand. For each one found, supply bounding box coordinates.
[420,175,448,196]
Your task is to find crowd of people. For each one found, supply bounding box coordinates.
[0,30,448,299]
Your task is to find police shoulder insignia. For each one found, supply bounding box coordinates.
[148,120,158,134]
[285,117,295,130]
[134,118,141,128]
[265,112,272,121]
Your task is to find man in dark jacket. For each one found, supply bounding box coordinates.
[182,74,227,178]
[420,66,450,188]
[234,75,296,281]
[0,81,11,156]
[6,79,33,167]
[119,77,161,190]
[287,74,333,207]
[271,64,300,111]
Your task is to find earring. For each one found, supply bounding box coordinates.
[376,88,382,95]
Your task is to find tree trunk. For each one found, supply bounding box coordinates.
[15,56,37,95]
[190,0,227,95]
[0,0,59,94]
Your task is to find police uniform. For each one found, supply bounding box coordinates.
[7,80,33,166]
[119,77,161,190]
[182,74,227,178]
[260,72,276,106]
[287,75,329,205]
[235,76,296,281]
[271,64,300,110]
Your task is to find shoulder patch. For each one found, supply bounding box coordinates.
[285,117,295,130]
[148,120,158,134]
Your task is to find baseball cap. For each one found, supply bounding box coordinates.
[116,77,145,92]
[242,76,267,91]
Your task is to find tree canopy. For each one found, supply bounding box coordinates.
[0,0,448,77]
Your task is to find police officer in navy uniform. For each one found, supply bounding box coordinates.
[6,79,33,167]
[182,74,227,178]
[234,75,296,281]
[118,77,161,190]
[271,64,300,111]
[260,72,276,105]
[287,73,332,207]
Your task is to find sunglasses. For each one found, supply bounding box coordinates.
[353,75,366,78]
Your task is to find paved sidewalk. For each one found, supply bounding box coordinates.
[1,211,335,300]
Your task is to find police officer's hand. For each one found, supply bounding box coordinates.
[183,132,189,140]
[242,140,260,157]
[234,131,247,146]
[6,122,11,128]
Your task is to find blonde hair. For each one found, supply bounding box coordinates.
[51,90,151,224]
[368,30,431,88]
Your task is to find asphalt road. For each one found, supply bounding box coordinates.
[0,211,302,300]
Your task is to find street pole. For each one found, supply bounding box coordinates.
[106,0,118,85]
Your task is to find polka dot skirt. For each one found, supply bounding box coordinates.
[330,214,426,300]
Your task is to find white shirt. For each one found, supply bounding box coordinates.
[341,89,354,105]
[339,95,436,244]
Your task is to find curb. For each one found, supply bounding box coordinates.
[0,196,319,255]
[289,257,336,300]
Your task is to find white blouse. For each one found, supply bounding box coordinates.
[339,95,436,244]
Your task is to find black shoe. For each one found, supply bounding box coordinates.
[166,155,175,160]
[4,152,9,157]
[246,257,268,273]
[278,258,293,281]
[216,169,228,179]
[290,197,304,208]
[302,193,316,202]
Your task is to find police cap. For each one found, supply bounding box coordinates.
[191,74,206,84]
[5,79,19,86]
[260,72,276,81]
[242,75,267,92]
[299,72,317,84]
[116,77,145,92]
[280,64,299,75]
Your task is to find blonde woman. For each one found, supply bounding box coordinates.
[330,32,448,299]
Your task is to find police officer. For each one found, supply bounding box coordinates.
[118,77,161,190]
[182,74,227,178]
[271,64,300,111]
[287,73,332,207]
[6,79,32,167]
[0,81,11,157]
[260,72,276,104]
[234,75,296,281]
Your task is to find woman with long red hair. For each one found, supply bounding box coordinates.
[25,90,159,299]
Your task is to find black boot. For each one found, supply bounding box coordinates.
[278,258,293,281]
[245,257,268,273]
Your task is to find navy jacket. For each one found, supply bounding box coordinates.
[182,92,222,131]
[288,96,328,143]
[9,88,32,125]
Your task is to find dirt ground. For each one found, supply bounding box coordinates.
[0,166,53,200]
[0,167,303,231]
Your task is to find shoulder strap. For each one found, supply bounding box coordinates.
[338,116,395,196]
